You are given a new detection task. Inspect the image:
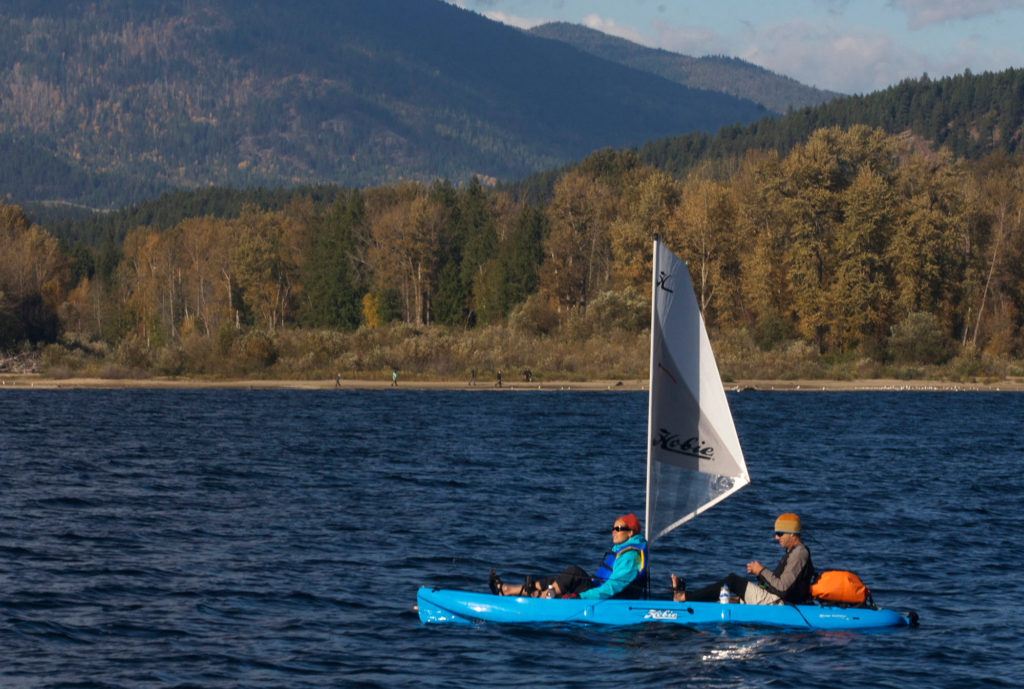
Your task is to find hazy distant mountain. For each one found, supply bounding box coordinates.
[0,0,767,211]
[529,22,842,114]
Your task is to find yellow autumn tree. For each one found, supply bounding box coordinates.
[608,166,680,294]
[540,170,615,316]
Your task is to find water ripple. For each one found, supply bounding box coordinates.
[1,389,1022,687]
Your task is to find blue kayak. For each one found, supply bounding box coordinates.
[417,587,913,630]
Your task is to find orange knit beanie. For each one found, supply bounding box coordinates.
[774,513,801,533]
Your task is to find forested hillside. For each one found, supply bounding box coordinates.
[0,0,766,213]
[3,124,1023,382]
[506,69,1024,204]
[529,22,841,114]
[51,67,1024,250]
[646,69,1024,174]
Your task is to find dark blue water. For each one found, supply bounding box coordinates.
[2,389,1022,688]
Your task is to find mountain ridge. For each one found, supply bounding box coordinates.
[0,0,772,210]
[527,22,843,114]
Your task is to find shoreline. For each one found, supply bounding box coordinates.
[2,374,1023,392]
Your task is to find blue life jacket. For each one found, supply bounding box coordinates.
[591,539,648,599]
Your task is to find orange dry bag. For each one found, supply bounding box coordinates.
[809,570,871,606]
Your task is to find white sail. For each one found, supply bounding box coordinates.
[644,239,750,543]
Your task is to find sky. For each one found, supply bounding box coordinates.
[448,0,1024,95]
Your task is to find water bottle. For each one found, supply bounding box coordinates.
[719,585,730,604]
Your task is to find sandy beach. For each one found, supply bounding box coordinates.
[2,374,1023,392]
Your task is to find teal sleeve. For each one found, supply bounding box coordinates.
[578,549,640,600]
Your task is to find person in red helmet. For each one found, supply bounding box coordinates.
[489,513,648,600]
[671,513,814,605]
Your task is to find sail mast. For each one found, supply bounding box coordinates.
[644,238,660,541]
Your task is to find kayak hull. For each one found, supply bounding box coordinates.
[416,587,910,630]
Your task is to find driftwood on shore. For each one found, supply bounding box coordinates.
[0,353,38,374]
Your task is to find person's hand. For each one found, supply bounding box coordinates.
[746,560,764,576]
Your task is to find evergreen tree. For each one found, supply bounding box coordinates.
[428,180,465,326]
[433,178,497,326]
[460,178,498,325]
[500,204,546,308]
[299,189,366,330]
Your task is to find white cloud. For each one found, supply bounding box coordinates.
[730,5,1024,93]
[648,17,892,92]
[445,0,550,29]
[482,10,545,29]
[580,13,654,46]
[737,19,928,94]
[888,0,1024,29]
[651,18,722,56]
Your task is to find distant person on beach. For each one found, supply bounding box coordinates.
[496,371,502,387]
[335,373,341,388]
[523,369,532,382]
[488,514,648,600]
[392,370,398,387]
[671,513,814,604]
[470,369,476,386]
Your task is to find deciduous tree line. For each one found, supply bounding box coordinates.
[2,125,1023,363]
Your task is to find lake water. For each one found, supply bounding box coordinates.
[1,388,1022,688]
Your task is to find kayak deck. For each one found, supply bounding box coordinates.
[417,587,911,630]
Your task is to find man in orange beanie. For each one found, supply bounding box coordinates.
[489,513,648,599]
[671,512,814,605]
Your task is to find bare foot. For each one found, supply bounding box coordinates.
[671,574,686,602]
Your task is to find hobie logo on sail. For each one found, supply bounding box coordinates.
[655,429,714,460]
[657,270,674,293]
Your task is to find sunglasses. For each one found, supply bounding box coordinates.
[612,525,633,532]
[775,532,791,537]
